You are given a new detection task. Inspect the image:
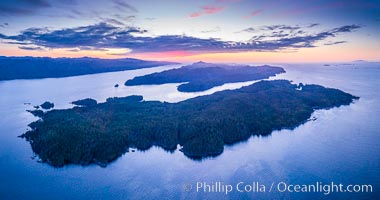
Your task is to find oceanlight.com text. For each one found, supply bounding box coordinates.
[185,181,373,195]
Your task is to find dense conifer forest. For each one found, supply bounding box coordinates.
[21,80,358,167]
[0,56,175,80]
[125,62,285,92]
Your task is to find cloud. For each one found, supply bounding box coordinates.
[261,24,302,31]
[244,9,263,18]
[112,14,136,22]
[0,0,51,15]
[67,46,109,52]
[239,24,302,34]
[0,23,361,54]
[200,26,221,33]
[18,46,45,51]
[242,24,360,50]
[190,0,239,18]
[0,23,146,49]
[324,41,347,46]
[190,6,224,18]
[240,24,325,35]
[308,23,320,28]
[99,18,126,26]
[145,17,156,21]
[112,0,138,12]
[238,27,255,33]
[0,22,9,28]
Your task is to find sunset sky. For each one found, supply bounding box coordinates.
[0,0,379,63]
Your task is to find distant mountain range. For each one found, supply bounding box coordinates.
[0,56,176,81]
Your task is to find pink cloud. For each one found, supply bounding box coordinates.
[190,6,225,18]
[244,9,263,19]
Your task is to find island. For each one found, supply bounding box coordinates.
[125,62,285,92]
[40,101,54,109]
[20,80,358,167]
[71,98,98,107]
[27,109,44,118]
[0,56,176,81]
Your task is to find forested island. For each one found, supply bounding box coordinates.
[71,98,97,107]
[21,80,358,167]
[0,56,176,81]
[125,62,285,92]
[40,101,54,109]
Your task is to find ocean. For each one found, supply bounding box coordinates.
[0,62,379,199]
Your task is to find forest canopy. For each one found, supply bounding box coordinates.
[21,80,358,167]
[125,62,285,92]
[0,56,175,81]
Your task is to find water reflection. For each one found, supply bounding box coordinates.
[0,63,379,199]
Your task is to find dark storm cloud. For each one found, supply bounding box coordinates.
[0,22,361,53]
[0,0,50,15]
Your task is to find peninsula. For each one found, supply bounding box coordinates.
[0,56,176,81]
[125,62,285,92]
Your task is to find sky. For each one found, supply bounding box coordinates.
[0,0,379,63]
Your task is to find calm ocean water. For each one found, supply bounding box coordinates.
[0,63,379,199]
